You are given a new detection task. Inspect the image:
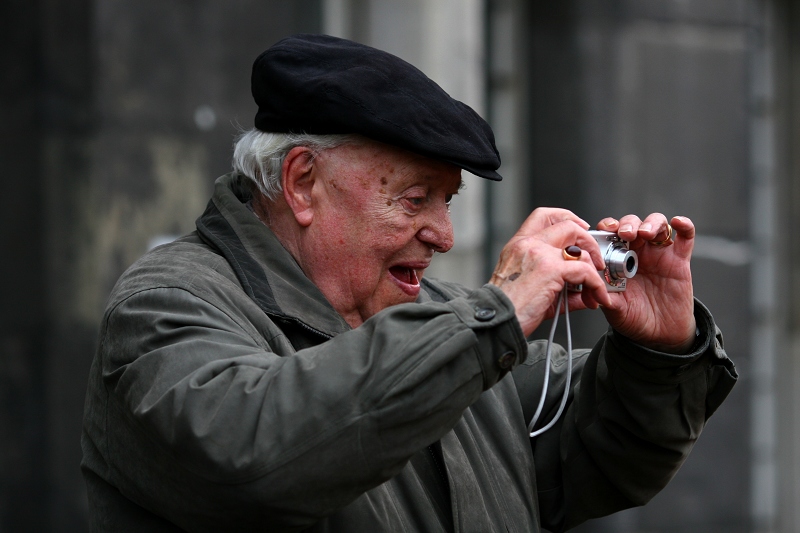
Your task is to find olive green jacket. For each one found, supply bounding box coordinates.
[81,173,737,532]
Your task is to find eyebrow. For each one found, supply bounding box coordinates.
[417,174,464,190]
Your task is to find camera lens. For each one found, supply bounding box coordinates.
[605,246,638,280]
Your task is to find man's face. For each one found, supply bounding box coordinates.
[299,141,462,327]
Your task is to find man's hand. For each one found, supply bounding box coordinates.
[596,214,697,354]
[489,208,614,337]
[489,209,697,354]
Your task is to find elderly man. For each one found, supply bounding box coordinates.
[81,34,736,532]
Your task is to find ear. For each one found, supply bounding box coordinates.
[281,146,316,227]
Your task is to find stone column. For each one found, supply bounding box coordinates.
[2,1,323,531]
[324,0,490,287]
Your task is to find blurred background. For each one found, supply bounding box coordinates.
[1,0,798,531]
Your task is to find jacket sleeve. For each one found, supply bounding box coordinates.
[512,299,738,532]
[88,283,527,532]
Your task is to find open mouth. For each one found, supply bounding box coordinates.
[389,266,420,286]
[388,265,424,298]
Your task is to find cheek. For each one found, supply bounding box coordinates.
[343,224,412,280]
[328,197,417,258]
[367,221,415,254]
[372,203,418,235]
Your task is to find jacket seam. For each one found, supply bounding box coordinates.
[196,214,259,303]
[468,426,516,531]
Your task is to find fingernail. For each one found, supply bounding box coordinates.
[620,224,632,233]
[640,223,652,232]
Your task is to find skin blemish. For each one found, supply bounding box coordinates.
[509,272,521,281]
[380,177,388,185]
[386,200,392,206]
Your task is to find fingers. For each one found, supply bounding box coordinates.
[573,287,602,310]
[636,213,672,242]
[517,207,590,236]
[596,213,695,256]
[554,243,614,308]
[604,214,648,241]
[489,222,614,334]
[539,253,613,313]
[534,219,607,272]
[493,228,606,289]
[668,215,695,259]
[559,254,611,302]
[528,219,612,302]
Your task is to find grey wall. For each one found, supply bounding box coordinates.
[522,1,754,532]
[1,2,320,531]
[3,0,797,531]
[775,1,800,530]
[1,0,47,516]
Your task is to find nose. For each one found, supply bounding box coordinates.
[417,202,454,253]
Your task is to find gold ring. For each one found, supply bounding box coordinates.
[650,223,674,246]
[562,245,582,260]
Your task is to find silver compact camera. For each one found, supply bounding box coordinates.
[589,230,638,292]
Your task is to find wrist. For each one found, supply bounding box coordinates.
[639,324,699,354]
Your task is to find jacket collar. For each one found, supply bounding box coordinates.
[196,173,352,340]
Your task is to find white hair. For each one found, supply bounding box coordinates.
[232,129,360,201]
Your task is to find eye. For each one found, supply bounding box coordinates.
[398,194,426,214]
[445,194,453,206]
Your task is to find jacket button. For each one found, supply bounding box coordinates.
[498,351,516,369]
[475,307,496,321]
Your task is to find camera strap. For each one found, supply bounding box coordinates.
[528,285,573,438]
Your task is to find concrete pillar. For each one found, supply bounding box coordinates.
[774,1,800,531]
[483,0,531,279]
[522,2,755,532]
[324,0,489,287]
[1,1,53,529]
[2,2,322,531]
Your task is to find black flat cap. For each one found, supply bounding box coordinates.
[252,34,502,180]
